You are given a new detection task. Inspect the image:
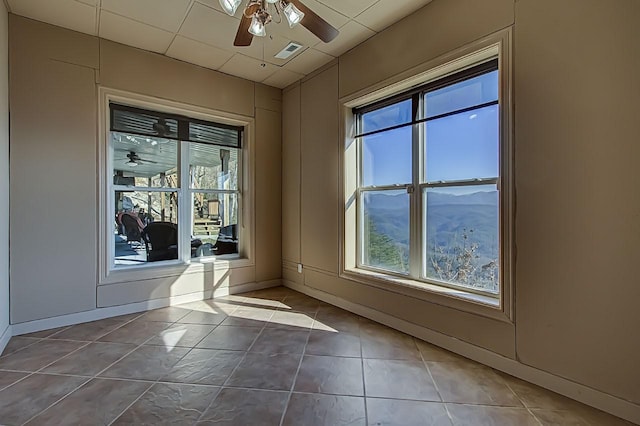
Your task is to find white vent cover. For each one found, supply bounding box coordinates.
[274,42,303,59]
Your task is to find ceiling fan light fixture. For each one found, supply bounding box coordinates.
[283,2,304,28]
[248,14,267,36]
[219,0,242,16]
[127,160,138,167]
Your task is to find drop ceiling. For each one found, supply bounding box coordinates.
[5,0,433,89]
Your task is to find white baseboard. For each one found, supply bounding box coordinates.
[283,280,640,425]
[0,324,11,355]
[12,279,282,337]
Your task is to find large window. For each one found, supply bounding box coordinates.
[109,103,242,268]
[353,58,503,296]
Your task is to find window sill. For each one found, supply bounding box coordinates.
[341,267,509,323]
[99,256,253,286]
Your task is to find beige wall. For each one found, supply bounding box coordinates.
[0,3,8,336]
[9,15,282,323]
[282,0,640,410]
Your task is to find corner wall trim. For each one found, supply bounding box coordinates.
[12,279,281,337]
[283,280,640,425]
[0,324,11,356]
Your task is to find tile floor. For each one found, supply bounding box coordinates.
[0,286,634,425]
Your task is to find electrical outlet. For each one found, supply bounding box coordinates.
[297,264,303,274]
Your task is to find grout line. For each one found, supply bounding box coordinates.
[277,310,315,426]
[359,316,368,426]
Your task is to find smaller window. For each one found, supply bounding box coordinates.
[109,103,243,268]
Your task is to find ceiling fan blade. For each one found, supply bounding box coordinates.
[234,15,254,46]
[289,0,339,43]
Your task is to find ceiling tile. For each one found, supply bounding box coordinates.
[180,2,263,58]
[284,47,334,75]
[99,11,175,54]
[75,0,97,6]
[296,0,350,29]
[101,0,192,32]
[314,20,375,57]
[219,54,277,83]
[316,0,378,18]
[262,68,304,89]
[166,36,234,70]
[355,0,433,32]
[8,0,97,35]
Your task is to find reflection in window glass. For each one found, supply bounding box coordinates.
[425,70,498,118]
[362,190,409,274]
[424,104,499,182]
[111,132,178,188]
[362,126,412,187]
[189,143,239,191]
[114,191,178,265]
[361,99,412,134]
[423,185,499,293]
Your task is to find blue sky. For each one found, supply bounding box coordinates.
[361,71,499,191]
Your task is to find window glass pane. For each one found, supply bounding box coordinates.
[423,185,499,293]
[362,190,409,274]
[192,192,239,257]
[362,126,412,187]
[425,70,498,118]
[361,99,412,134]
[112,132,178,188]
[189,143,239,191]
[424,104,499,182]
[114,191,178,266]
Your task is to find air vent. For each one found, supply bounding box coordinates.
[274,42,303,59]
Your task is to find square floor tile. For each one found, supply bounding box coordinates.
[42,342,136,376]
[139,306,192,322]
[225,353,301,391]
[0,340,87,372]
[360,323,421,361]
[0,374,88,425]
[50,318,128,342]
[294,355,364,396]
[415,340,474,364]
[305,330,361,358]
[1,337,40,356]
[146,324,216,349]
[178,309,228,325]
[27,378,151,425]
[198,387,288,425]
[113,383,220,425]
[100,345,189,381]
[313,307,362,334]
[21,326,69,339]
[98,320,172,345]
[280,295,323,313]
[196,326,261,351]
[364,359,440,401]
[283,393,366,426]
[531,408,633,426]
[0,371,28,391]
[366,398,452,426]
[428,361,521,406]
[162,348,244,385]
[220,307,275,327]
[250,328,309,354]
[447,404,539,426]
[267,310,315,329]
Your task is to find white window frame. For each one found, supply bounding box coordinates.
[340,29,513,321]
[98,88,255,285]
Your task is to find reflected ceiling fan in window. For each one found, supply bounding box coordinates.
[124,151,157,167]
[220,0,339,47]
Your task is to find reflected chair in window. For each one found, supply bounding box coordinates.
[141,222,178,262]
[119,212,143,245]
[213,224,238,255]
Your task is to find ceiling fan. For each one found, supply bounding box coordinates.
[219,0,339,47]
[125,151,157,167]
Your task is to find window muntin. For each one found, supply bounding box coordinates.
[354,59,501,296]
[109,103,242,268]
